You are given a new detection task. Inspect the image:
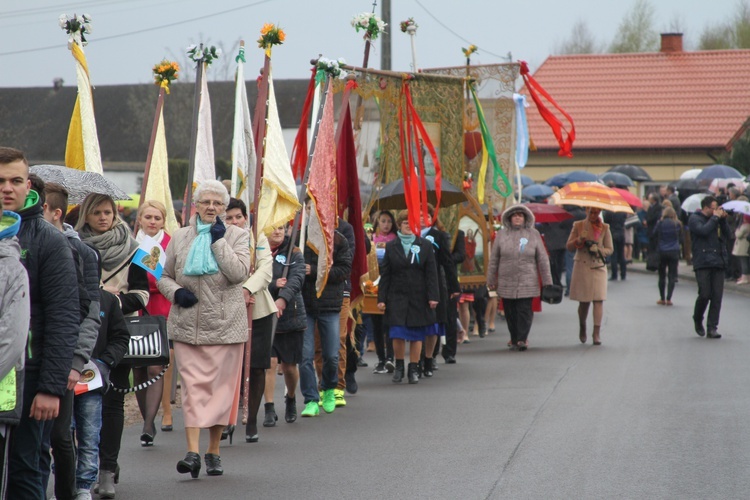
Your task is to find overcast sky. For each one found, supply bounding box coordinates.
[0,0,742,88]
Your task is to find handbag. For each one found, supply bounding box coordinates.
[646,251,660,272]
[120,315,169,366]
[541,284,563,304]
[624,215,641,229]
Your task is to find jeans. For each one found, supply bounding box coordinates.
[694,268,725,331]
[300,312,340,404]
[7,369,45,499]
[314,298,350,391]
[610,235,627,279]
[72,390,102,490]
[658,251,680,301]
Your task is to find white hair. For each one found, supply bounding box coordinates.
[193,179,229,205]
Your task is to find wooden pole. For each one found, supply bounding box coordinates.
[133,86,165,234]
[242,53,272,425]
[182,47,204,225]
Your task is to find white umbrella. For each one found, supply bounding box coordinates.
[722,200,750,215]
[681,193,709,214]
[709,178,747,193]
[680,168,702,180]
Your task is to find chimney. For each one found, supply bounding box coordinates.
[660,33,683,53]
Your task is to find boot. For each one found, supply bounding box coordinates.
[423,358,434,378]
[284,394,297,423]
[407,362,419,384]
[98,470,116,499]
[176,451,201,478]
[263,402,278,427]
[392,359,405,383]
[204,453,223,476]
[579,321,587,344]
[592,325,601,345]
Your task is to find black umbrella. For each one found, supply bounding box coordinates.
[599,171,634,187]
[673,178,700,191]
[373,176,466,210]
[607,164,652,182]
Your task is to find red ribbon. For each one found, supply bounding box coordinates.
[290,68,317,181]
[520,61,576,158]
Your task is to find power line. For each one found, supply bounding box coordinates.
[413,0,510,61]
[0,0,274,57]
[0,0,142,20]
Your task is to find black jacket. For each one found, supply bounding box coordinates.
[378,235,439,328]
[93,290,130,369]
[303,231,353,315]
[269,236,307,333]
[337,218,356,296]
[424,227,459,324]
[689,211,731,270]
[17,198,80,397]
[604,211,627,240]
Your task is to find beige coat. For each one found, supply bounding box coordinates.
[243,231,277,320]
[566,219,613,302]
[487,205,553,299]
[158,221,251,345]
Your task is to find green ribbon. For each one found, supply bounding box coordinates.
[470,85,512,197]
[315,68,326,86]
[235,46,246,63]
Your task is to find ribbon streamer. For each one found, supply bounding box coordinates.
[519,61,575,158]
[469,85,512,201]
[290,67,317,180]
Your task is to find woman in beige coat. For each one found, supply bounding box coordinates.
[566,207,613,345]
[158,181,250,478]
[487,204,553,351]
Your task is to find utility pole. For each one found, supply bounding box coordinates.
[381,0,391,70]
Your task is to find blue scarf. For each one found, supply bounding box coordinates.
[183,216,219,276]
[397,231,416,257]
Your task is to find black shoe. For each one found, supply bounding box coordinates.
[392,360,405,383]
[140,431,155,447]
[204,453,223,476]
[372,361,387,374]
[345,372,358,394]
[609,276,617,281]
[357,357,368,367]
[444,356,456,364]
[385,359,395,373]
[220,424,235,445]
[161,423,173,432]
[407,362,419,384]
[423,358,434,378]
[707,329,722,339]
[478,327,486,338]
[263,403,277,427]
[694,320,706,337]
[245,423,259,443]
[177,452,201,478]
[284,394,297,423]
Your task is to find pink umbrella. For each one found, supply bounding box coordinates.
[612,188,643,208]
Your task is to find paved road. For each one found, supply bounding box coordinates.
[113,270,750,499]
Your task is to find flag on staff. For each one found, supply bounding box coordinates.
[62,15,103,174]
[255,73,301,236]
[306,80,337,296]
[193,62,216,187]
[336,106,367,304]
[143,105,180,235]
[231,44,255,209]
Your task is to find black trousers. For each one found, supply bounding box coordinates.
[502,298,534,344]
[371,314,393,363]
[548,249,567,287]
[40,389,76,500]
[658,251,680,301]
[610,235,627,279]
[7,369,45,499]
[694,268,725,331]
[472,287,488,333]
[100,365,130,473]
[442,296,459,360]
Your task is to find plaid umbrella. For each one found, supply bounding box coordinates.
[30,164,131,205]
[549,182,633,214]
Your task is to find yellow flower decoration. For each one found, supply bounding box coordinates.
[153,59,179,94]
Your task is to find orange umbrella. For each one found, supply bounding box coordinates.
[549,182,634,214]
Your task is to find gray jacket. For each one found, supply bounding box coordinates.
[0,211,31,426]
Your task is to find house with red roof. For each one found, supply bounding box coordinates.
[523,34,750,184]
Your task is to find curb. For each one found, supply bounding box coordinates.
[627,262,750,298]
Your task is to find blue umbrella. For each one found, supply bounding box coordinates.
[695,164,744,182]
[598,171,634,187]
[544,170,599,187]
[520,175,534,187]
[522,184,554,199]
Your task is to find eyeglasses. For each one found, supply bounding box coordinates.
[197,200,225,208]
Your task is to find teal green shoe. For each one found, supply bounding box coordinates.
[321,389,336,414]
[300,401,320,417]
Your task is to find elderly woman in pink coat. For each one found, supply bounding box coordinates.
[487,204,552,351]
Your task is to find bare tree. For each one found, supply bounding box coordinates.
[554,19,602,54]
[609,0,659,53]
[733,0,750,48]
[697,0,750,50]
[699,23,734,50]
[166,36,241,83]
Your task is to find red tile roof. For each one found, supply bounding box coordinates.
[523,50,750,151]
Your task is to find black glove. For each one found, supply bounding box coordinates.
[93,359,111,394]
[174,288,199,308]
[210,217,226,244]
